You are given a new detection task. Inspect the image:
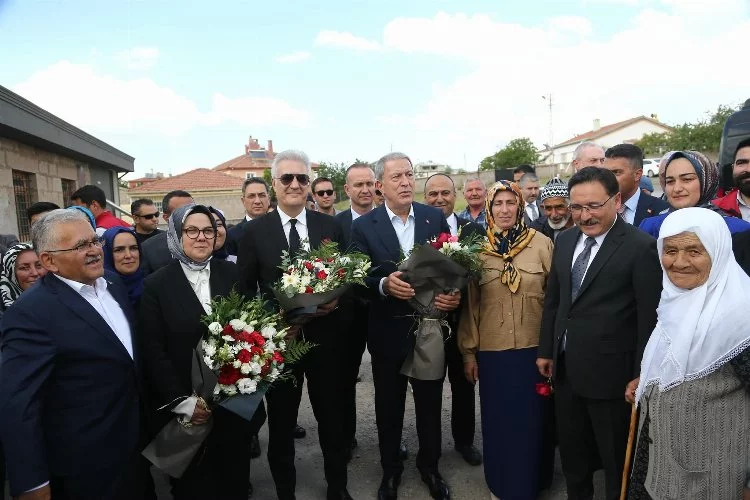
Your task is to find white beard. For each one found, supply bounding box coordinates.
[548,215,570,230]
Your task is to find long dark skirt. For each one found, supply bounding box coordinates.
[478,347,550,499]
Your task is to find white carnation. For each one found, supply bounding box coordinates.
[222,335,235,342]
[201,341,216,357]
[240,363,252,375]
[261,325,277,339]
[230,319,246,331]
[339,256,351,265]
[203,356,214,369]
[264,340,276,353]
[250,362,262,375]
[223,384,238,396]
[208,322,223,334]
[282,273,299,288]
[233,360,241,368]
[237,378,257,394]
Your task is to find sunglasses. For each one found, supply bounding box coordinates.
[315,189,334,197]
[276,174,310,186]
[138,212,160,219]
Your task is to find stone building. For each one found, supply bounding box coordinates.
[0,85,134,241]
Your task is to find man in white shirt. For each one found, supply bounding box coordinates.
[0,208,143,500]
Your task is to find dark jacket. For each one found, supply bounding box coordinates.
[140,231,172,275]
[633,192,670,227]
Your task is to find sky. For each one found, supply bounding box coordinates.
[2,0,749,178]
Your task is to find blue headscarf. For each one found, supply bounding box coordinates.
[67,205,96,228]
[102,227,144,306]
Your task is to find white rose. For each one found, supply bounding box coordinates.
[224,385,238,396]
[203,356,214,369]
[240,363,252,375]
[250,362,262,375]
[230,319,246,331]
[261,325,277,339]
[339,256,351,265]
[208,322,223,335]
[237,378,257,394]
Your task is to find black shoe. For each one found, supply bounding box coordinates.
[377,474,401,500]
[293,424,306,439]
[250,435,261,459]
[247,481,253,498]
[326,486,354,500]
[398,443,408,461]
[419,471,450,500]
[455,444,482,466]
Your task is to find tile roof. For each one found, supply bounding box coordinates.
[213,153,272,172]
[128,168,242,194]
[555,115,672,148]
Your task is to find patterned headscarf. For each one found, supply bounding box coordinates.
[0,243,34,308]
[658,150,719,208]
[483,181,537,293]
[102,227,144,306]
[167,203,216,271]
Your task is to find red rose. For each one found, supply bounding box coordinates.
[222,324,234,335]
[337,268,347,278]
[535,381,554,397]
[237,349,252,363]
[327,258,334,263]
[218,364,242,385]
[260,359,272,376]
[236,331,253,343]
[316,269,328,280]
[314,258,322,263]
[250,332,265,346]
[304,262,313,271]
[305,286,314,293]
[272,352,284,363]
[251,346,264,357]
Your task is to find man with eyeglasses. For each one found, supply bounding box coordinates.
[311,177,340,216]
[140,190,194,275]
[237,149,352,500]
[536,167,662,500]
[226,178,271,258]
[713,137,750,222]
[0,208,145,499]
[130,198,163,244]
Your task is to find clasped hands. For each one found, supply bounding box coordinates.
[383,271,461,311]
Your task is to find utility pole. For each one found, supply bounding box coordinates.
[542,93,553,150]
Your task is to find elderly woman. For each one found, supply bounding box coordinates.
[639,150,750,237]
[459,180,554,499]
[139,203,256,499]
[0,243,47,313]
[627,208,750,499]
[102,227,144,308]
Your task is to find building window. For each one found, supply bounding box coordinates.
[153,201,163,213]
[12,170,37,242]
[61,178,76,205]
[245,172,255,179]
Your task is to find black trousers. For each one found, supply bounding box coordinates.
[555,355,630,500]
[372,356,443,477]
[339,301,369,445]
[444,332,475,449]
[265,326,348,499]
[50,448,145,500]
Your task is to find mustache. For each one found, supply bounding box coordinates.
[735,172,750,183]
[577,218,600,227]
[84,255,102,265]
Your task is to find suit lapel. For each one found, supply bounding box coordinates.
[306,209,322,248]
[414,204,433,245]
[561,227,580,301]
[575,219,626,302]
[372,205,402,260]
[265,210,289,252]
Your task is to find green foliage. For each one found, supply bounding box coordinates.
[479,137,540,171]
[316,161,348,200]
[282,338,316,365]
[262,168,276,201]
[636,104,739,156]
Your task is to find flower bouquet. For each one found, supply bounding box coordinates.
[272,239,371,323]
[399,229,485,380]
[143,290,314,477]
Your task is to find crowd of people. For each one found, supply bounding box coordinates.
[0,140,749,500]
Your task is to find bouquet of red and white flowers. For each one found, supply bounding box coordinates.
[273,239,371,320]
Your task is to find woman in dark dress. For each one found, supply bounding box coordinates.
[139,204,257,499]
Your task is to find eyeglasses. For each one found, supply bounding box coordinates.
[276,174,310,186]
[46,237,104,254]
[315,189,334,197]
[569,194,616,214]
[183,227,216,239]
[138,212,160,219]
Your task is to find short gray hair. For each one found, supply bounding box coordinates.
[574,141,604,160]
[32,208,89,253]
[374,152,412,181]
[462,177,485,192]
[271,149,311,178]
[518,173,539,186]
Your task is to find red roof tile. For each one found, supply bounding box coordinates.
[555,115,672,148]
[213,153,272,172]
[128,168,242,193]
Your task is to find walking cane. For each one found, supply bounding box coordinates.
[619,402,638,500]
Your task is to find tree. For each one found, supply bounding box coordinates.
[316,161,348,200]
[636,104,739,156]
[262,168,276,201]
[479,137,540,171]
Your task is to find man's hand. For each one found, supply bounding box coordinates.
[625,377,639,404]
[536,358,553,379]
[17,484,51,500]
[743,487,750,500]
[284,324,302,340]
[383,271,415,300]
[313,298,339,316]
[435,290,461,311]
[464,360,479,385]
[191,404,212,425]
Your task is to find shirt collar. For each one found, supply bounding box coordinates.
[245,214,253,222]
[579,217,617,247]
[277,207,307,227]
[384,202,414,222]
[738,192,750,208]
[623,189,641,213]
[180,261,211,285]
[56,274,108,294]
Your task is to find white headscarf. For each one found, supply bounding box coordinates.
[636,207,750,404]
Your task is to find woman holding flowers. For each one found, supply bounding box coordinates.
[458,180,554,500]
[139,203,260,499]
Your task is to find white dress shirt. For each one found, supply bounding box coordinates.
[245,214,253,222]
[350,204,374,222]
[525,202,539,221]
[738,192,750,222]
[180,262,212,314]
[570,219,616,281]
[277,207,310,250]
[447,213,458,237]
[620,189,641,225]
[56,274,134,359]
[379,202,416,296]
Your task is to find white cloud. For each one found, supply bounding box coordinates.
[546,16,592,36]
[115,47,160,70]
[275,51,311,64]
[206,93,311,128]
[315,30,380,51]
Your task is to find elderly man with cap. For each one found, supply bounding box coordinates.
[530,177,574,241]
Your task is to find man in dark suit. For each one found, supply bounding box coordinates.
[604,144,669,227]
[226,178,271,257]
[141,190,193,274]
[536,167,662,500]
[237,149,352,500]
[334,162,376,459]
[351,153,460,500]
[519,173,542,225]
[423,173,483,467]
[0,208,143,499]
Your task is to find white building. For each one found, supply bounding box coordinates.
[539,116,673,176]
[414,161,450,179]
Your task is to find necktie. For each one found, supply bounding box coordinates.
[571,237,596,301]
[528,203,538,220]
[288,218,301,257]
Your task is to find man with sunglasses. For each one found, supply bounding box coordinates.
[536,167,662,500]
[311,177,341,216]
[130,198,163,244]
[237,149,352,500]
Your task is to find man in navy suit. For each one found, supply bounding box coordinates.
[351,153,460,500]
[226,178,271,257]
[0,209,143,500]
[603,144,669,226]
